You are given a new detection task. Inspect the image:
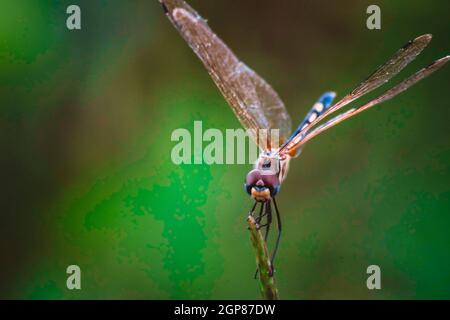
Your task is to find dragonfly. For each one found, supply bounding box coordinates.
[160,0,449,275]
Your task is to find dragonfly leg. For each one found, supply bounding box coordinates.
[255,201,265,224]
[249,201,258,215]
[249,201,264,231]
[269,197,282,276]
[247,201,259,230]
[254,200,273,279]
[264,218,271,242]
[257,200,272,228]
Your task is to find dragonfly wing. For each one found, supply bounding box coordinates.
[329,34,432,111]
[283,55,450,154]
[161,0,291,151]
[278,34,432,156]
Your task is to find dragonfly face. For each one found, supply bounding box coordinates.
[245,154,281,202]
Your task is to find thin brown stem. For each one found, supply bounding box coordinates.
[247,214,279,300]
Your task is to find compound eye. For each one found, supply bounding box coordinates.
[261,174,280,189]
[245,169,261,186]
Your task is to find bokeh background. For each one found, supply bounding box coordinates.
[0,0,449,299]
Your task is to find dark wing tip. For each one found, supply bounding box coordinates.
[161,2,169,14]
[402,34,432,50]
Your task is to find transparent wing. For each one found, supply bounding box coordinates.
[278,34,432,156]
[161,0,291,151]
[281,56,449,155]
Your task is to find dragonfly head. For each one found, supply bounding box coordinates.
[244,169,280,202]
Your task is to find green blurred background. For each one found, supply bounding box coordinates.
[0,0,449,299]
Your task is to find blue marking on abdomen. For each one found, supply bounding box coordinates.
[281,91,336,150]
